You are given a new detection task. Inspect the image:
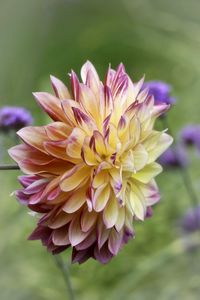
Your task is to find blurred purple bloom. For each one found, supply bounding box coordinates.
[180,124,200,150]
[0,106,33,131]
[181,205,200,233]
[143,81,176,105]
[159,145,188,168]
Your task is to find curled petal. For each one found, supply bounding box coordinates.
[50,75,71,99]
[33,92,67,122]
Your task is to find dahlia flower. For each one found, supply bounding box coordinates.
[9,61,173,264]
[143,81,176,105]
[0,106,33,131]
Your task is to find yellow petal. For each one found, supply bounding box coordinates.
[93,184,110,212]
[103,197,119,228]
[129,184,146,220]
[60,165,90,192]
[132,162,162,184]
[62,189,86,213]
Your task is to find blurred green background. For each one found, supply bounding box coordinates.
[1,0,200,299]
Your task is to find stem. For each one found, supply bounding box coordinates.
[54,255,76,300]
[181,168,199,207]
[0,165,20,170]
[161,115,199,207]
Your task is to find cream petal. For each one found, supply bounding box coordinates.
[50,75,71,99]
[60,165,90,192]
[103,197,119,228]
[81,209,97,232]
[62,189,86,213]
[80,60,100,84]
[129,184,146,220]
[115,207,125,232]
[144,132,173,164]
[132,162,162,184]
[133,144,148,171]
[68,216,90,246]
[93,183,110,212]
[17,126,48,153]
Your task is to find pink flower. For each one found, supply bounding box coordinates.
[9,61,173,264]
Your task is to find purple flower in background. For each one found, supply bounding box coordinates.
[180,124,200,150]
[159,145,188,168]
[0,106,33,131]
[143,81,176,105]
[181,205,200,233]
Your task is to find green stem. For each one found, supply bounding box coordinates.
[0,164,20,170]
[54,255,76,300]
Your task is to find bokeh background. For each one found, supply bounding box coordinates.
[1,0,200,299]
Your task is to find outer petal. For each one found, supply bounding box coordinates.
[143,132,173,163]
[50,75,71,99]
[33,92,67,122]
[132,162,162,184]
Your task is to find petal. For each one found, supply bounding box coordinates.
[66,127,86,159]
[129,184,146,220]
[62,189,86,213]
[49,212,74,229]
[60,165,90,192]
[144,132,173,164]
[70,70,80,100]
[94,244,113,264]
[80,61,100,84]
[109,168,122,196]
[115,207,125,232]
[81,136,98,166]
[132,162,162,184]
[17,126,48,153]
[52,227,70,246]
[45,122,71,140]
[132,144,148,171]
[103,197,119,228]
[33,92,67,122]
[78,83,101,125]
[69,216,90,246]
[81,209,97,232]
[97,221,110,249]
[93,183,110,212]
[108,228,123,255]
[75,231,96,251]
[50,75,71,99]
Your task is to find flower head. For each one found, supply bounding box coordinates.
[181,206,200,233]
[0,106,33,131]
[9,61,173,264]
[180,124,200,151]
[159,145,188,168]
[143,81,176,105]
